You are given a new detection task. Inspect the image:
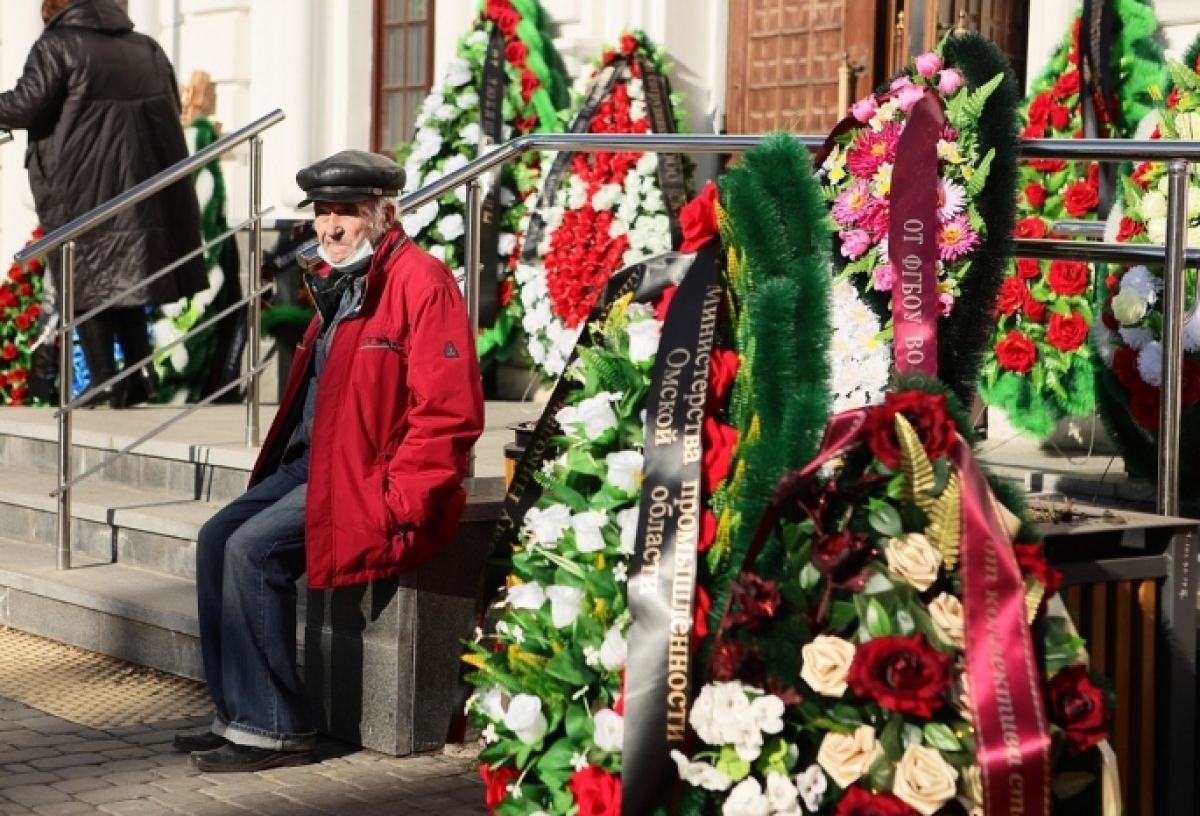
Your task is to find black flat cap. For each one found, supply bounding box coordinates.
[296,150,406,207]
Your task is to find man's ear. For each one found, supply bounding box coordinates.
[384,201,398,228]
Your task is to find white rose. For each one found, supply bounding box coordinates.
[401,200,439,236]
[571,509,609,553]
[928,593,965,648]
[765,772,801,816]
[434,103,457,121]
[636,153,658,175]
[466,31,489,48]
[722,778,770,816]
[616,507,639,555]
[437,213,465,242]
[592,708,624,752]
[546,585,586,628]
[523,503,572,548]
[478,686,509,721]
[556,392,621,440]
[816,725,882,789]
[670,750,733,792]
[885,532,943,592]
[507,581,546,611]
[503,694,548,744]
[599,626,628,671]
[626,318,663,364]
[1112,286,1148,325]
[458,90,480,110]
[605,450,644,493]
[427,245,447,263]
[800,636,856,697]
[892,744,959,816]
[445,57,473,87]
[630,99,647,122]
[498,232,517,257]
[459,122,482,145]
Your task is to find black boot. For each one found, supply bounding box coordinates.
[121,365,160,408]
[75,315,119,409]
[26,343,58,405]
[111,307,158,408]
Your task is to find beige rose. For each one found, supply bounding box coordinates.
[886,533,943,592]
[800,636,856,697]
[960,765,983,805]
[816,725,882,789]
[948,671,972,723]
[892,744,959,816]
[928,593,965,648]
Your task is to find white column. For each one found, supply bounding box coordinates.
[0,5,47,266]
[1024,0,1076,94]
[435,0,475,81]
[316,0,374,157]
[126,0,162,41]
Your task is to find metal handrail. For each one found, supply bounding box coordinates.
[424,132,1197,518]
[19,109,286,570]
[17,109,285,263]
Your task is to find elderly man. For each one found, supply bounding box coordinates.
[175,150,484,772]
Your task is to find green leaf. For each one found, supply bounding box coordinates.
[829,600,858,632]
[564,702,593,742]
[865,598,893,638]
[868,505,904,538]
[545,649,595,686]
[716,745,751,782]
[902,723,924,750]
[879,714,904,761]
[538,549,588,580]
[799,562,821,591]
[923,722,964,752]
[967,148,996,197]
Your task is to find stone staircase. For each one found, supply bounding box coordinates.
[0,401,535,684]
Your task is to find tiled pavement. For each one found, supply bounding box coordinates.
[0,700,487,816]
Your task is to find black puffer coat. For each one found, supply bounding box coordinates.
[0,0,206,312]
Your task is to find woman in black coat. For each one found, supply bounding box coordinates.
[0,0,207,407]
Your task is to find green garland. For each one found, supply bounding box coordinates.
[979,0,1166,437]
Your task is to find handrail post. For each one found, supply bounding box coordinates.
[246,136,264,447]
[56,242,75,570]
[1157,159,1189,517]
[464,176,484,478]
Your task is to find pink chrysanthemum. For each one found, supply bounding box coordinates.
[937,178,967,221]
[832,180,873,225]
[847,123,901,179]
[938,215,979,260]
[873,264,895,291]
[840,229,872,260]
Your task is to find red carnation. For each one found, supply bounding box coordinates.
[504,40,528,66]
[996,277,1029,316]
[1062,181,1100,217]
[864,390,958,468]
[708,347,739,410]
[848,634,953,718]
[702,416,739,493]
[1053,70,1081,100]
[995,331,1037,373]
[1025,296,1047,323]
[1016,258,1042,280]
[1130,390,1160,430]
[1049,105,1072,131]
[569,765,621,816]
[1046,666,1108,754]
[1047,260,1090,296]
[480,764,519,813]
[680,181,720,252]
[1014,216,1047,239]
[1116,217,1145,242]
[1047,311,1089,352]
[835,786,917,816]
[1024,183,1047,210]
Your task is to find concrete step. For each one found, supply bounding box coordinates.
[0,406,261,503]
[0,463,217,580]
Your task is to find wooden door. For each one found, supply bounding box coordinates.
[725,0,880,136]
[881,0,1029,87]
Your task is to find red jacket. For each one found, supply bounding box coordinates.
[251,226,485,589]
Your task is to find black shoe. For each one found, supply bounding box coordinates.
[189,743,315,773]
[122,365,159,408]
[172,729,229,753]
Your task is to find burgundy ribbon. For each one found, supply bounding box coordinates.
[888,90,944,378]
[953,438,1051,816]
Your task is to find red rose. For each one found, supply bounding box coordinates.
[1030,159,1067,173]
[699,509,718,553]
[7,266,23,283]
[1049,105,1072,131]
[620,33,638,55]
[996,277,1029,316]
[1014,542,1062,601]
[1183,361,1200,405]
[1047,311,1089,351]
[480,764,519,813]
[1062,181,1099,217]
[1020,123,1046,140]
[1046,666,1108,754]
[504,40,528,66]
[835,786,917,816]
[811,528,874,585]
[1027,93,1053,127]
[848,634,953,718]
[1116,217,1145,242]
[1024,183,1047,210]
[519,68,540,103]
[487,1,520,37]
[1047,260,1090,296]
[1014,217,1047,239]
[18,283,31,297]
[7,368,26,383]
[1,343,16,362]
[1024,296,1047,323]
[1130,390,1160,430]
[708,347,739,410]
[14,313,31,331]
[27,304,40,319]
[1168,87,1182,108]
[569,765,621,816]
[680,181,720,252]
[1053,70,1081,100]
[9,386,26,405]
[702,416,739,493]
[693,584,711,644]
[0,374,6,388]
[1016,258,1042,280]
[655,285,678,321]
[864,390,958,468]
[995,331,1037,373]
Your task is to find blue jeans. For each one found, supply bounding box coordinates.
[195,451,315,751]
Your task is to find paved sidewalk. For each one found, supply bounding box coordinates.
[0,700,487,816]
